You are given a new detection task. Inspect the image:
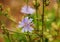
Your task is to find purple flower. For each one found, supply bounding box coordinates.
[21,5,35,14]
[18,17,34,32]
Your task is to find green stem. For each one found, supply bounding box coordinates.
[35,0,39,32]
[27,32,32,42]
[1,25,11,42]
[35,0,41,42]
[42,0,45,42]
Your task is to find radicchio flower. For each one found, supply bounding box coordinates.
[21,5,35,14]
[18,17,34,32]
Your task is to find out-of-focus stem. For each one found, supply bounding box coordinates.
[35,0,41,42]
[42,0,45,42]
[55,0,60,21]
[35,0,39,32]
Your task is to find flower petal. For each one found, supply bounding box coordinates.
[18,21,24,28]
[22,17,29,23]
[28,18,33,23]
[22,25,34,32]
[22,27,28,32]
[28,27,34,32]
[21,5,35,14]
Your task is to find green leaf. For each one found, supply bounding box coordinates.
[13,33,27,42]
[52,39,60,42]
[4,35,11,42]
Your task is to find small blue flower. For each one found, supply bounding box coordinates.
[18,17,34,32]
[21,5,35,14]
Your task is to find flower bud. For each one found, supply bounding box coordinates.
[33,0,40,9]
